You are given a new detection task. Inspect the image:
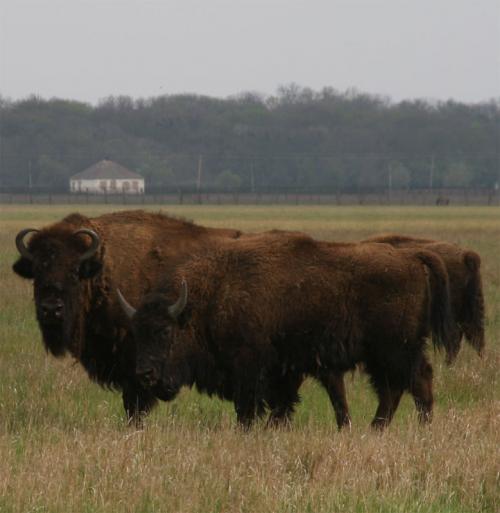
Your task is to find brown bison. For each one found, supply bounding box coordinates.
[13,210,242,423]
[275,234,485,429]
[118,233,457,429]
[363,234,485,358]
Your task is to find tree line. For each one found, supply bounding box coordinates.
[1,85,499,191]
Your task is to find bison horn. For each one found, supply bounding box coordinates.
[15,228,39,260]
[74,229,100,261]
[116,289,137,319]
[168,280,188,320]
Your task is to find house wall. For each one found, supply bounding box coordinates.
[70,178,145,194]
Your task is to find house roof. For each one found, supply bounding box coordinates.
[70,160,143,180]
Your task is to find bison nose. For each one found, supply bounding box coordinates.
[40,299,64,320]
[137,367,159,389]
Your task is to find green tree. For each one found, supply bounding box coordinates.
[389,161,411,189]
[443,161,474,187]
[0,89,498,191]
[214,170,242,190]
[37,155,70,187]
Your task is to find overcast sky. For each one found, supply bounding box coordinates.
[0,0,499,104]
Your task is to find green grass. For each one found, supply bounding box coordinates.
[0,205,498,513]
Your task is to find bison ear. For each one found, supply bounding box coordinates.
[12,257,34,279]
[79,259,102,279]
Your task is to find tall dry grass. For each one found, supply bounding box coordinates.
[0,205,498,513]
[0,409,498,513]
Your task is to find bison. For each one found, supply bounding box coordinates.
[118,233,457,429]
[363,234,485,358]
[13,210,242,423]
[271,234,485,429]
[265,234,485,429]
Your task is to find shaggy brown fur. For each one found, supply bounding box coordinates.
[125,233,456,429]
[295,234,486,430]
[12,210,242,423]
[363,234,485,358]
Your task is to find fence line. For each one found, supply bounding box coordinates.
[1,188,499,206]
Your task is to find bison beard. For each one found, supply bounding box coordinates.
[122,234,457,429]
[37,285,86,357]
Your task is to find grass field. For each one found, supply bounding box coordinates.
[0,205,498,513]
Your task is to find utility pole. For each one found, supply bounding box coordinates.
[196,155,203,192]
[28,159,32,189]
[196,155,203,204]
[429,154,435,190]
[28,159,33,204]
[250,161,255,193]
[388,162,392,203]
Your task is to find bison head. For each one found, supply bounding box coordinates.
[117,281,188,401]
[13,226,102,356]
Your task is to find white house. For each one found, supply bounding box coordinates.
[70,160,145,194]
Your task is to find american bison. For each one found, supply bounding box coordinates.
[267,234,485,429]
[363,234,485,358]
[118,233,457,429]
[13,210,242,423]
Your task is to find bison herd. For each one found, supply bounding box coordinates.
[13,210,485,430]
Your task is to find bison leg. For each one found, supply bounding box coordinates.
[265,370,302,428]
[318,371,352,430]
[232,348,271,429]
[122,382,158,428]
[234,380,268,429]
[232,375,262,429]
[234,393,260,429]
[410,356,434,424]
[369,375,403,430]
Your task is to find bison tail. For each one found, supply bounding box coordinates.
[416,250,459,364]
[462,251,485,357]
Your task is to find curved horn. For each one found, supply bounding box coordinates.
[168,280,188,320]
[15,228,39,260]
[116,289,137,319]
[74,229,100,261]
